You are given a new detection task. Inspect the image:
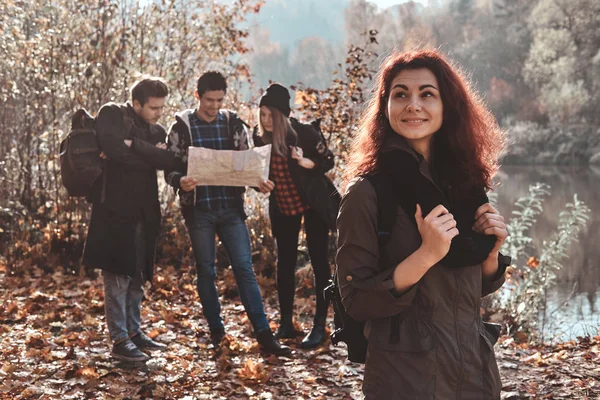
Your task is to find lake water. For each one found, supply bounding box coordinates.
[495,165,600,342]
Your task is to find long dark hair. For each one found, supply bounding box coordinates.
[257,106,297,157]
[346,49,506,194]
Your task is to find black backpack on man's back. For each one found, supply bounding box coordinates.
[324,173,397,363]
[59,109,102,199]
[59,107,132,201]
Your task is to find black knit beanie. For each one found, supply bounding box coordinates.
[259,83,291,117]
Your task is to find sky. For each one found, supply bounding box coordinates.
[143,0,430,11]
[372,0,427,8]
[212,0,429,8]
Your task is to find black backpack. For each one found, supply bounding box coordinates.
[325,173,397,363]
[59,107,131,200]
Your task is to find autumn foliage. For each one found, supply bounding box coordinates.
[1,1,598,398]
[0,0,264,274]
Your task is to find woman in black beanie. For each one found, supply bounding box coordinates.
[254,83,340,349]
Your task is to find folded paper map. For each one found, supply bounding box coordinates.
[187,145,272,187]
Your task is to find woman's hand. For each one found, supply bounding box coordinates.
[415,204,459,265]
[155,142,167,150]
[258,179,274,194]
[473,203,509,278]
[180,176,199,192]
[390,204,457,291]
[473,203,508,256]
[290,146,303,161]
[290,146,315,169]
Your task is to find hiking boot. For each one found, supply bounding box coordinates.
[210,328,226,348]
[131,332,167,351]
[275,320,303,339]
[111,339,150,362]
[300,322,327,349]
[256,329,292,356]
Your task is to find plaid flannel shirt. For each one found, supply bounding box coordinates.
[188,111,241,211]
[270,153,308,216]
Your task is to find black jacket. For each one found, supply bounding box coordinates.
[253,118,341,230]
[83,103,179,281]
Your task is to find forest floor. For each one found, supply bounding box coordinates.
[1,264,599,400]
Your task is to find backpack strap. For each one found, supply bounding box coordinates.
[222,109,251,150]
[364,173,398,255]
[221,109,238,148]
[326,173,400,363]
[222,109,230,131]
[364,172,404,345]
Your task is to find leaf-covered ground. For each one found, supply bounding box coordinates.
[1,264,599,399]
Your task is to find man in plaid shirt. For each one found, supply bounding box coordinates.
[165,71,290,356]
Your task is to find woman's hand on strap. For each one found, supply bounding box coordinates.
[415,204,459,265]
[391,204,458,291]
[473,203,509,278]
[473,203,508,256]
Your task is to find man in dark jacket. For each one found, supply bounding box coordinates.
[164,71,290,356]
[83,77,180,362]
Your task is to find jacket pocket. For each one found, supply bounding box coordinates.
[478,321,503,397]
[479,321,501,351]
[370,314,436,352]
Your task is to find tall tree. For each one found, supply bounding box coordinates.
[523,0,600,123]
[343,0,379,48]
[291,37,341,89]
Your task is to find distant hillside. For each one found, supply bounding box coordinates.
[248,0,349,46]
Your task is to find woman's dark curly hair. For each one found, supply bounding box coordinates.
[346,49,507,194]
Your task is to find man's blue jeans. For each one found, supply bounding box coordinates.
[103,220,145,343]
[183,207,270,334]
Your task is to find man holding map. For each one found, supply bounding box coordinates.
[164,71,290,356]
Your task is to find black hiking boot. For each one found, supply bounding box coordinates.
[256,329,292,356]
[131,332,167,351]
[275,319,303,339]
[210,328,226,348]
[300,322,327,349]
[111,339,150,362]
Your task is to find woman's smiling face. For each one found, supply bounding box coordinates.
[386,68,443,153]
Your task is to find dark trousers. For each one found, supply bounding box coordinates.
[270,206,332,323]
